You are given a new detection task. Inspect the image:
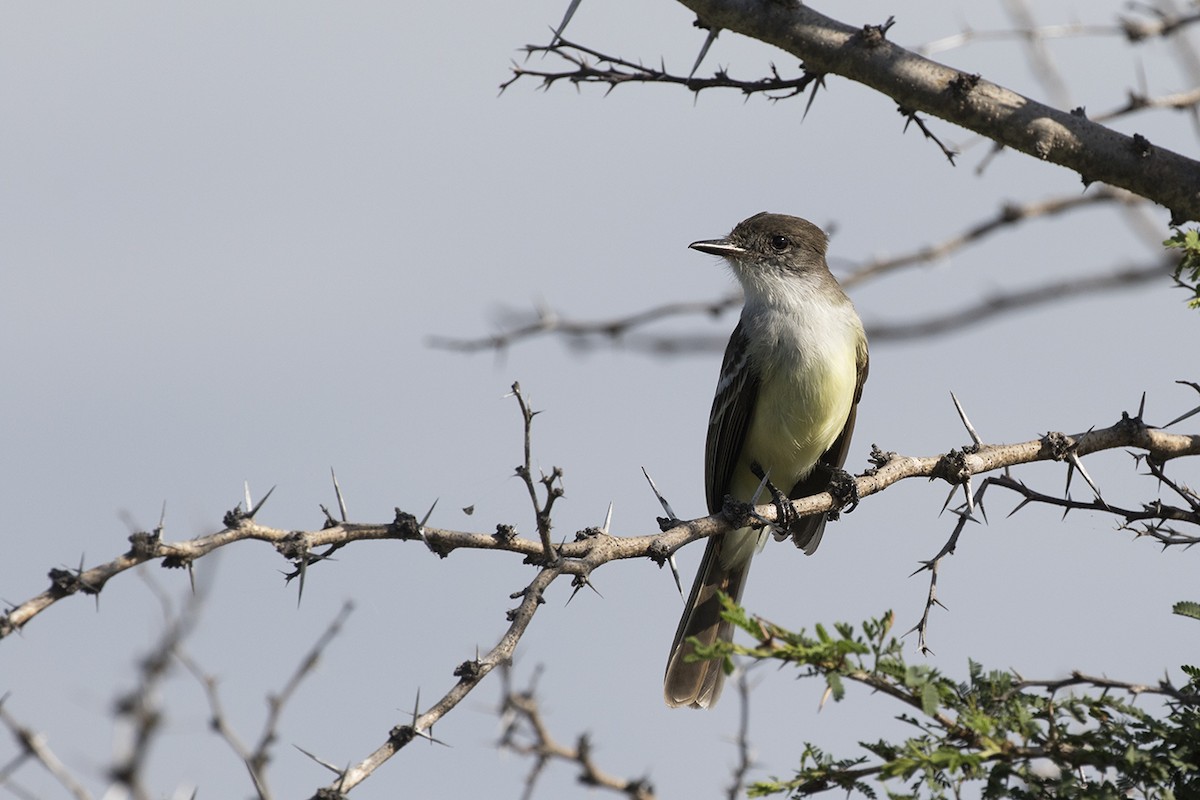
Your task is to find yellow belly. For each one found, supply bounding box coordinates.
[732,340,857,501]
[719,337,858,569]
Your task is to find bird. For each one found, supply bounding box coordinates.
[664,212,868,709]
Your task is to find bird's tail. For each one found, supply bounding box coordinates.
[663,534,752,709]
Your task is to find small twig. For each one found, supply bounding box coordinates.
[1142,460,1200,515]
[842,188,1138,287]
[0,699,93,800]
[1163,381,1200,428]
[500,36,820,100]
[864,260,1167,341]
[509,382,563,561]
[312,565,562,795]
[727,670,756,800]
[428,296,738,353]
[497,669,656,800]
[431,193,1160,357]
[106,572,208,800]
[906,558,945,656]
[898,106,958,164]
[1002,0,1070,109]
[915,8,1200,55]
[990,472,1200,546]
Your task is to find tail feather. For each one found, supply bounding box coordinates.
[663,535,752,709]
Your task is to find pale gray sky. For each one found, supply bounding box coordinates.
[1,2,1196,797]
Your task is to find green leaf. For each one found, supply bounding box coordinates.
[1165,228,1200,309]
[1173,601,1200,621]
[827,671,846,702]
[921,681,940,717]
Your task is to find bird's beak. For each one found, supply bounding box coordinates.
[689,238,745,257]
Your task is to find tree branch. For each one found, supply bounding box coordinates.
[429,258,1168,354]
[5,413,1196,643]
[497,667,656,800]
[512,2,1200,222]
[675,1,1200,222]
[308,565,560,796]
[3,395,1197,796]
[430,189,1167,355]
[0,701,93,800]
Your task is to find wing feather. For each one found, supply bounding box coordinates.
[704,321,760,515]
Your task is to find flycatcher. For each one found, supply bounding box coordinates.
[664,212,869,709]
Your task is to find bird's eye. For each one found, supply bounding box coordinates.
[769,235,790,252]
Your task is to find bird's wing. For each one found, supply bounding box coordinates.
[705,321,759,515]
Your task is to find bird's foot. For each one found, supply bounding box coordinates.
[825,467,860,521]
[750,461,798,531]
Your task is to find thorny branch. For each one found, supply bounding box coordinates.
[0,702,92,800]
[6,4,1200,799]
[495,640,1198,800]
[4,410,1197,644]
[3,391,1198,796]
[177,601,356,800]
[113,593,189,799]
[508,3,1200,222]
[497,667,656,800]
[494,663,760,800]
[903,389,1200,650]
[500,37,820,101]
[511,382,565,560]
[307,565,562,797]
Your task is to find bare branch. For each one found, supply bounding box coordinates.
[428,295,738,353]
[842,188,1141,287]
[2,388,1199,797]
[509,382,564,560]
[108,573,208,800]
[727,670,756,800]
[0,701,93,800]
[986,472,1200,547]
[866,259,1169,341]
[497,668,656,800]
[500,37,820,100]
[513,3,1200,221]
[309,565,561,796]
[432,257,1166,355]
[431,189,1161,355]
[4,409,1196,646]
[916,5,1200,56]
[898,104,959,164]
[177,601,355,799]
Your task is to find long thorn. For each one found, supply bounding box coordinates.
[950,391,983,446]
[549,0,583,45]
[641,467,677,520]
[688,28,720,79]
[331,467,348,522]
[667,554,683,597]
